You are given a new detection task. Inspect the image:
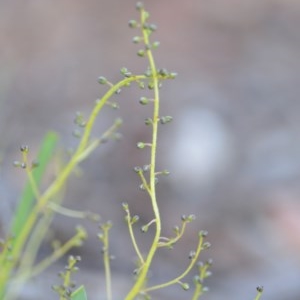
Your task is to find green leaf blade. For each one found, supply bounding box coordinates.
[10,131,59,236]
[71,285,88,300]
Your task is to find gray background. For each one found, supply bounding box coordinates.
[1,0,300,299]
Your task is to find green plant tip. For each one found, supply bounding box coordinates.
[20,145,29,152]
[133,166,142,173]
[132,36,141,44]
[256,286,264,293]
[13,161,21,167]
[131,215,140,224]
[122,202,129,210]
[187,214,196,222]
[161,169,170,175]
[149,23,157,32]
[199,230,208,237]
[160,116,173,124]
[188,251,196,259]
[142,164,151,172]
[181,282,190,291]
[141,225,148,233]
[148,81,154,89]
[139,97,149,105]
[203,242,211,249]
[169,72,178,79]
[120,67,132,77]
[128,19,138,28]
[144,118,152,125]
[137,49,145,57]
[137,142,145,149]
[152,41,160,49]
[138,81,146,89]
[97,76,107,84]
[136,2,144,11]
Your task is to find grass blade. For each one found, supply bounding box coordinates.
[71,285,88,300]
[10,131,59,236]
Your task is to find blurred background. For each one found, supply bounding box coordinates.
[1,0,300,299]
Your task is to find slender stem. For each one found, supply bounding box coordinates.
[125,210,145,265]
[125,8,161,299]
[142,234,204,293]
[158,222,187,248]
[254,287,264,300]
[4,75,146,284]
[101,224,112,300]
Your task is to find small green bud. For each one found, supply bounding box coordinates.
[68,255,76,264]
[202,242,211,249]
[193,275,201,285]
[160,116,173,124]
[128,19,138,28]
[124,81,131,87]
[136,2,144,11]
[120,67,132,77]
[152,41,160,49]
[138,81,145,89]
[158,68,168,76]
[205,270,212,277]
[173,226,180,234]
[206,258,213,266]
[137,49,145,57]
[132,36,141,44]
[144,11,150,20]
[20,145,29,153]
[142,164,151,172]
[137,142,145,149]
[257,286,264,293]
[122,202,129,211]
[141,225,148,233]
[133,166,142,173]
[144,69,152,77]
[149,24,157,31]
[144,118,152,125]
[169,72,178,79]
[98,76,107,84]
[76,226,87,241]
[187,214,196,222]
[145,44,151,51]
[188,251,196,260]
[148,81,154,89]
[131,215,140,224]
[181,282,190,291]
[13,161,21,167]
[199,230,208,237]
[139,97,149,105]
[161,169,170,175]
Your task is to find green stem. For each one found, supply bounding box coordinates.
[0,75,146,296]
[125,8,161,299]
[142,234,204,293]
